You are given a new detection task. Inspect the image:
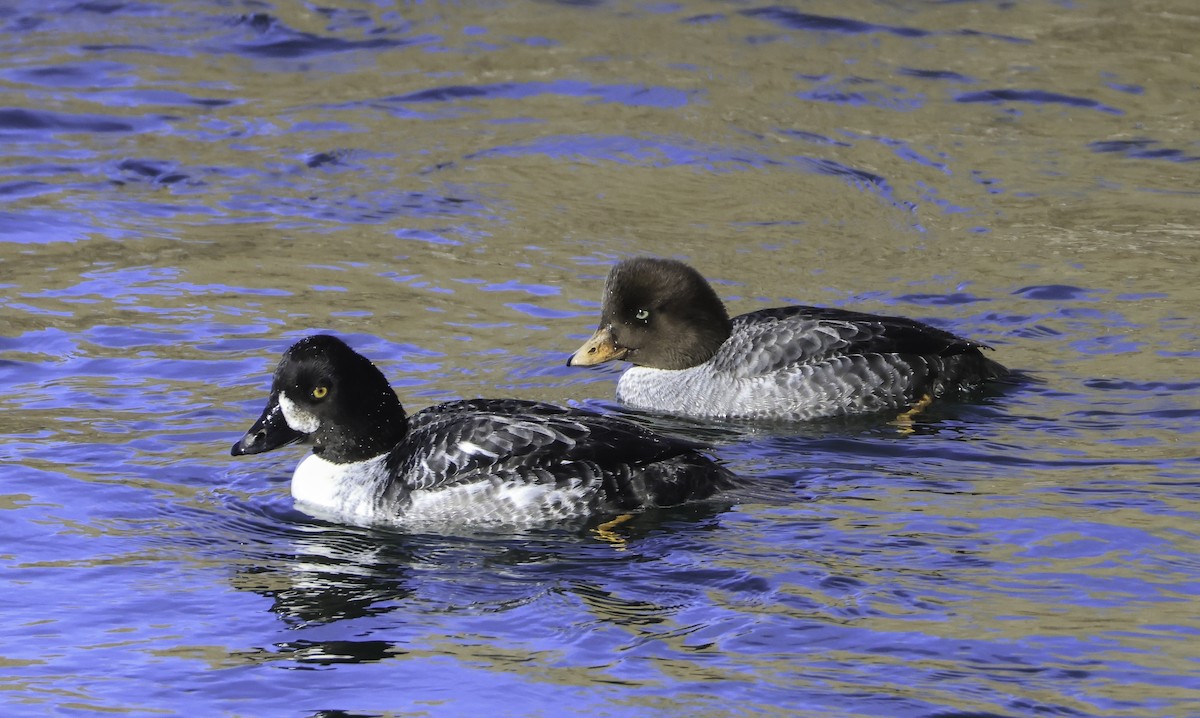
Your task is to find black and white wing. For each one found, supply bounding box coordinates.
[388,399,701,492]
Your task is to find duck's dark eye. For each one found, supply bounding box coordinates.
[634,309,650,322]
[312,385,328,400]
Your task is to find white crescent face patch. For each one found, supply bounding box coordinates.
[278,392,320,434]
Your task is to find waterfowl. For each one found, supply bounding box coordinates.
[567,257,1006,421]
[231,334,734,529]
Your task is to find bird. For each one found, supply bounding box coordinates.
[567,257,1007,421]
[231,334,735,529]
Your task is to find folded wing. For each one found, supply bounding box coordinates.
[719,305,994,378]
[389,399,702,492]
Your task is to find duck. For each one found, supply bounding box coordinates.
[231,334,735,529]
[567,257,1007,421]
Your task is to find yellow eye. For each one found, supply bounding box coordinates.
[312,385,328,400]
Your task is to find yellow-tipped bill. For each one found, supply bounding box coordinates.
[568,326,629,366]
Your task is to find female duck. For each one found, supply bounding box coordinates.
[231,334,733,529]
[568,258,1006,421]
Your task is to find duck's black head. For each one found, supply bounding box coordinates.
[568,258,733,371]
[231,334,408,463]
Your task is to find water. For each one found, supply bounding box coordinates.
[2,0,1198,715]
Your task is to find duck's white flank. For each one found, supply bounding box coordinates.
[404,474,596,527]
[291,452,599,528]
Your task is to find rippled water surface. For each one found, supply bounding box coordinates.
[3,0,1199,715]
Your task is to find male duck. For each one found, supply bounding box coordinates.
[567,258,1007,421]
[231,334,734,529]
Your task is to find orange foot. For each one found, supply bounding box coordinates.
[892,393,934,434]
[593,513,634,549]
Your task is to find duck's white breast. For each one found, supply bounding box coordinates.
[291,453,391,519]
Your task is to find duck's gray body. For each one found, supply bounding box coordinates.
[617,308,1003,420]
[569,258,1007,422]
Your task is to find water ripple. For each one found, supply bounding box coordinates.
[217,12,426,59]
[956,89,1123,115]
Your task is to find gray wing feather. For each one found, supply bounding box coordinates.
[717,313,881,378]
